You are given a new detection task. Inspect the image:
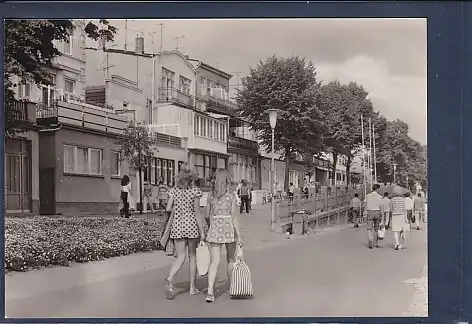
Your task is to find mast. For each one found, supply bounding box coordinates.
[361,115,367,199]
[368,117,373,191]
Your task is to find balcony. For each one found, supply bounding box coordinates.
[153,132,182,149]
[9,100,37,125]
[158,88,195,109]
[228,135,258,153]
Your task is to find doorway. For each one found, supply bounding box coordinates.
[5,139,31,212]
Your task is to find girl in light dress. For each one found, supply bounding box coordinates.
[390,186,409,250]
[204,168,242,303]
[164,164,205,300]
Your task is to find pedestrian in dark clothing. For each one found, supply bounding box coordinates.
[120,175,131,218]
[238,181,250,214]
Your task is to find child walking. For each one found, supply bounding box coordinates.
[205,168,242,303]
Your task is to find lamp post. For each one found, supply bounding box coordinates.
[264,108,281,231]
[393,163,397,184]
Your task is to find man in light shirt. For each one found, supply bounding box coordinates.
[381,192,391,229]
[350,193,362,228]
[364,184,384,249]
[404,192,414,228]
[413,192,426,230]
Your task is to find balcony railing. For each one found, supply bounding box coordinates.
[228,135,258,151]
[313,157,331,169]
[9,100,35,123]
[154,132,182,149]
[158,88,195,109]
[207,95,238,113]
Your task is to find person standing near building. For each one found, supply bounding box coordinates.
[275,181,283,201]
[143,180,155,214]
[404,192,414,228]
[288,182,295,202]
[364,184,384,249]
[350,193,362,228]
[120,175,132,218]
[381,192,391,229]
[238,181,250,214]
[413,192,426,230]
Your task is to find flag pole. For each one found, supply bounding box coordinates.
[368,117,373,191]
[361,115,367,199]
[373,123,377,183]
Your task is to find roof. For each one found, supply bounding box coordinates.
[188,59,233,79]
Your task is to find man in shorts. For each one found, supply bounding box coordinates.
[364,184,384,249]
[350,193,362,228]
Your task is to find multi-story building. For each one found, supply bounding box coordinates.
[7,20,136,215]
[85,38,226,190]
[189,59,260,188]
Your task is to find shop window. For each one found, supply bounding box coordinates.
[63,144,103,175]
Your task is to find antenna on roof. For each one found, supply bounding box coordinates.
[173,35,185,51]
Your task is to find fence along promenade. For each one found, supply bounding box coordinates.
[273,183,400,235]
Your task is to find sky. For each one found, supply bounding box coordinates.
[98,19,427,144]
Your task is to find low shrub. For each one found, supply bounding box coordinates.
[5,216,167,272]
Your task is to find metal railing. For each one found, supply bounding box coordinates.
[9,100,30,122]
[158,88,195,109]
[36,101,58,120]
[228,135,258,151]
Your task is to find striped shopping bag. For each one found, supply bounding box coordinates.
[229,245,253,298]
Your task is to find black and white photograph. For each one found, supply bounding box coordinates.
[4,18,427,318]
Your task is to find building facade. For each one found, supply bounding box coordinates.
[4,101,41,214]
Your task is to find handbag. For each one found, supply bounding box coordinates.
[196,241,210,276]
[160,211,176,257]
[378,226,386,240]
[229,244,253,298]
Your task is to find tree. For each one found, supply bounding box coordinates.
[318,81,375,186]
[374,119,426,190]
[117,121,159,214]
[236,55,326,188]
[4,19,117,137]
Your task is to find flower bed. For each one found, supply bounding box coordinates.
[5,216,167,272]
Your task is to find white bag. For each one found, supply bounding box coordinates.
[378,227,386,240]
[128,194,137,211]
[196,241,210,276]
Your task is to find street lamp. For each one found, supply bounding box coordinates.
[393,163,397,184]
[264,108,281,231]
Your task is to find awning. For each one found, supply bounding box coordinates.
[207,113,229,119]
[189,148,231,159]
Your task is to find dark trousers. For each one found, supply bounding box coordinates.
[240,195,250,213]
[120,191,130,218]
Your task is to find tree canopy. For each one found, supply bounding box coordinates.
[238,54,427,191]
[4,19,117,137]
[236,55,326,187]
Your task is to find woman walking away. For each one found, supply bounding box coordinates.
[164,164,205,300]
[205,169,242,303]
[390,186,408,250]
[120,175,131,218]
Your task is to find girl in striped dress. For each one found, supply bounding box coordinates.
[390,186,409,250]
[204,168,242,303]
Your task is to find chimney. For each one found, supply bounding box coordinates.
[135,36,144,54]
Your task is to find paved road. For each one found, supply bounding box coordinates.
[6,220,427,318]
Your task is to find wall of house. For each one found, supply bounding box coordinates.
[158,52,197,94]
[154,104,191,138]
[53,127,130,215]
[288,162,306,187]
[106,78,148,123]
[195,66,231,98]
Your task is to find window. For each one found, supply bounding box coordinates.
[161,68,175,89]
[194,114,227,142]
[63,145,103,175]
[200,77,207,96]
[194,115,200,135]
[18,81,31,99]
[148,157,175,186]
[64,79,75,95]
[179,76,191,94]
[63,28,74,55]
[111,151,121,177]
[41,74,56,106]
[150,158,156,184]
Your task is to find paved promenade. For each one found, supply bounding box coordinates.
[5,204,427,318]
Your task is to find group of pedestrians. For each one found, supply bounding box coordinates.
[351,184,426,250]
[162,164,243,303]
[119,175,169,217]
